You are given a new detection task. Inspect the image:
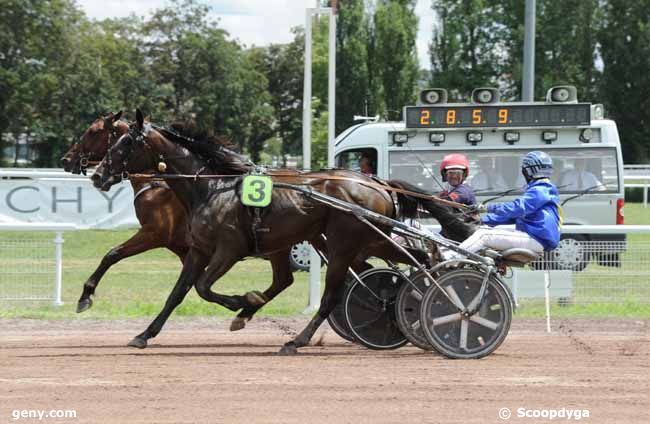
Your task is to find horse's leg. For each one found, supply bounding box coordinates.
[193,242,253,312]
[77,229,167,313]
[127,248,208,348]
[231,249,294,331]
[279,228,362,355]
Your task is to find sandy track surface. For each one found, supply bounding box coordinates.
[1,317,649,424]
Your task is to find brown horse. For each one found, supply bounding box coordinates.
[61,112,190,313]
[93,110,472,354]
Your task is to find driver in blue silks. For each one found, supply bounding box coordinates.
[446,151,562,258]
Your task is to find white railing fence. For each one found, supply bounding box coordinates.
[0,223,77,305]
[508,225,650,305]
[624,164,650,207]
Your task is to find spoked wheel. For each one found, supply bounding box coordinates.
[344,268,408,350]
[395,270,437,351]
[327,274,356,342]
[420,269,513,359]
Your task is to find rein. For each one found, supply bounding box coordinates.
[126,172,470,210]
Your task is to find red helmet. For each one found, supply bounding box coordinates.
[440,153,469,182]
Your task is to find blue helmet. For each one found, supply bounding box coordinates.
[522,151,553,179]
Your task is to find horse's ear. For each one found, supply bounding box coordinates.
[114,110,122,121]
[136,108,144,128]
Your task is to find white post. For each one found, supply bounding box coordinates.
[302,8,312,174]
[304,8,318,313]
[544,270,551,333]
[327,7,336,168]
[53,231,64,306]
[303,6,336,313]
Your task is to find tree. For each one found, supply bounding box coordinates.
[428,0,508,100]
[333,0,370,133]
[0,0,90,166]
[373,0,419,119]
[498,0,598,101]
[260,32,304,164]
[142,0,214,121]
[597,0,650,163]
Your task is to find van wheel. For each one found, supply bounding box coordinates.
[289,241,321,272]
[547,235,589,272]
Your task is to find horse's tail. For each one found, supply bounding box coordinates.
[387,179,429,219]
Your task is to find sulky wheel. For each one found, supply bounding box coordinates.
[395,270,437,351]
[344,268,408,350]
[327,273,357,342]
[419,269,513,359]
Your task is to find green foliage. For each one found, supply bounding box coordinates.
[0,0,278,166]
[335,0,370,132]
[597,0,650,163]
[0,0,83,164]
[497,0,599,101]
[428,0,648,162]
[257,32,304,163]
[373,0,419,118]
[3,0,649,166]
[429,0,508,100]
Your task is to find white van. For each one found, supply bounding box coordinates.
[333,86,626,271]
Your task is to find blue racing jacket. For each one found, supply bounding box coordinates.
[482,178,563,251]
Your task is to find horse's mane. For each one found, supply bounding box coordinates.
[155,121,254,175]
[387,179,478,242]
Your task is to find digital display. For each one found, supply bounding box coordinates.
[405,103,591,129]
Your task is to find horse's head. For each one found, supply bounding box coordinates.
[92,109,158,191]
[61,111,126,175]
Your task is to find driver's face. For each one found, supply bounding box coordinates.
[446,169,464,186]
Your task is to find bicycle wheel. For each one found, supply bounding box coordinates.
[344,268,408,350]
[420,269,512,359]
[395,270,437,351]
[327,274,356,342]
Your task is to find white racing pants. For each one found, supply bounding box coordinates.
[446,226,544,259]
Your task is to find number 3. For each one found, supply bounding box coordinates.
[248,180,266,203]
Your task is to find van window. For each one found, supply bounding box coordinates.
[336,148,377,176]
[388,147,620,195]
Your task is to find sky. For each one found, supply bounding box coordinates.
[74,0,435,69]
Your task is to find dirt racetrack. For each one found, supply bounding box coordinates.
[1,317,649,424]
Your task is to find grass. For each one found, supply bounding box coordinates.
[1,203,649,319]
[0,230,321,319]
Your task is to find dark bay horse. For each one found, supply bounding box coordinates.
[94,109,475,354]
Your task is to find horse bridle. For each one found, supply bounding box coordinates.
[106,122,151,181]
[76,122,123,174]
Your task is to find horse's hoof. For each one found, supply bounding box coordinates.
[230,317,248,332]
[278,343,298,356]
[245,290,268,306]
[127,337,147,349]
[76,298,93,313]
